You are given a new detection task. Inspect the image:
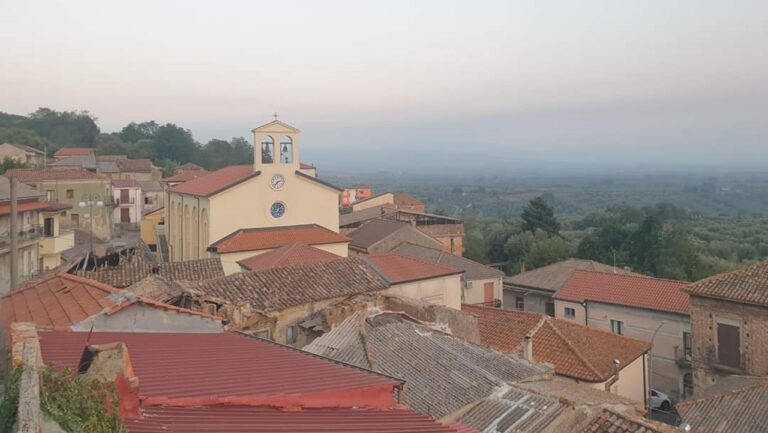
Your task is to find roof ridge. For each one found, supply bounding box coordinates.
[682,259,768,294]
[572,269,688,284]
[540,318,605,380]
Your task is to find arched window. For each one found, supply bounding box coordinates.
[261,135,275,164]
[183,205,190,260]
[200,208,209,258]
[191,206,199,260]
[280,136,293,163]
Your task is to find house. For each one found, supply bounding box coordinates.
[5,168,113,240]
[207,224,350,274]
[12,328,473,433]
[681,260,768,391]
[1,272,223,334]
[348,219,443,255]
[463,305,651,404]
[341,206,465,255]
[49,153,97,171]
[37,202,75,270]
[556,270,692,399]
[162,168,210,187]
[139,206,165,253]
[0,143,45,167]
[304,310,554,420]
[138,180,163,212]
[74,253,225,288]
[52,147,94,160]
[340,185,373,207]
[676,379,768,433]
[173,162,204,173]
[237,242,340,272]
[166,120,342,262]
[390,242,505,307]
[112,179,143,226]
[115,158,162,181]
[504,258,641,316]
[350,191,426,213]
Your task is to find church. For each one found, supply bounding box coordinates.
[166,120,344,271]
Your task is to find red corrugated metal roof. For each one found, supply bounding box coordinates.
[210,224,349,254]
[237,242,340,271]
[125,406,477,433]
[556,270,689,315]
[38,331,400,406]
[364,253,463,284]
[0,200,52,216]
[168,164,257,197]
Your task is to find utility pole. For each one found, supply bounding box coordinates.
[9,176,18,291]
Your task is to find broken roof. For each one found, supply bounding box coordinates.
[557,270,689,315]
[187,257,388,312]
[209,224,349,254]
[682,259,768,307]
[237,242,341,271]
[462,305,651,382]
[391,242,504,280]
[580,409,681,433]
[304,311,553,419]
[504,259,642,294]
[458,387,567,433]
[75,257,225,288]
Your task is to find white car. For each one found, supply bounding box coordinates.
[650,389,672,411]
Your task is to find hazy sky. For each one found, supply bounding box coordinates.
[1,1,767,172]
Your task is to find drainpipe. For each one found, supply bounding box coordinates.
[524,334,533,362]
[604,359,621,392]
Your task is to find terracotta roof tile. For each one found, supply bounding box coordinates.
[462,305,651,382]
[393,193,424,207]
[580,409,681,433]
[0,200,52,216]
[76,257,225,288]
[348,219,410,250]
[390,243,504,280]
[117,158,154,173]
[209,224,349,254]
[5,168,109,182]
[175,162,204,171]
[505,259,643,293]
[188,257,387,312]
[163,169,210,183]
[363,253,463,284]
[237,243,341,271]
[53,147,94,157]
[557,270,689,315]
[676,381,768,433]
[682,260,768,307]
[168,164,258,197]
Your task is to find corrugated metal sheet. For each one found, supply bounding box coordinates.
[459,389,566,433]
[677,382,768,433]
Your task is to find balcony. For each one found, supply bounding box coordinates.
[114,197,136,206]
[39,229,75,255]
[0,225,43,253]
[675,345,692,368]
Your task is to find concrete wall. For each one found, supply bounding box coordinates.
[0,144,44,167]
[690,295,768,391]
[33,179,112,239]
[580,302,690,399]
[383,274,462,310]
[554,299,587,324]
[352,193,394,212]
[503,287,554,314]
[465,277,503,306]
[0,209,41,294]
[217,241,348,275]
[562,354,648,405]
[112,187,142,224]
[71,303,224,333]
[368,226,443,254]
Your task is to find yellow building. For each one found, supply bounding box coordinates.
[140,206,165,248]
[166,120,342,262]
[38,203,75,271]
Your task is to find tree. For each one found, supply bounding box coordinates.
[261,143,273,164]
[0,156,29,174]
[526,237,571,270]
[521,196,561,235]
[26,108,99,148]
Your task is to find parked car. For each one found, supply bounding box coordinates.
[650,389,672,411]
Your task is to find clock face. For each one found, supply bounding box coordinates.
[270,202,286,218]
[270,174,285,190]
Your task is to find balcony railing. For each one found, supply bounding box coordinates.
[0,225,42,250]
[114,197,136,206]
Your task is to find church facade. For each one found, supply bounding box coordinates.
[166,120,342,262]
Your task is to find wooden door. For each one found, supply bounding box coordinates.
[484,282,494,304]
[121,208,131,223]
[718,323,741,369]
[120,189,130,204]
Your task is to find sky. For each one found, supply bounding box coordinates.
[1,1,767,173]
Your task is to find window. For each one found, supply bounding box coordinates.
[717,321,741,369]
[285,326,297,345]
[46,190,56,201]
[66,189,74,199]
[545,302,555,317]
[144,196,151,205]
[253,329,271,340]
[515,296,525,311]
[683,331,692,361]
[43,217,54,237]
[610,319,624,335]
[564,307,576,319]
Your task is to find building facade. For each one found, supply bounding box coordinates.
[0,143,45,167]
[112,179,143,226]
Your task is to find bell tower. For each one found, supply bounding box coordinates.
[252,116,301,173]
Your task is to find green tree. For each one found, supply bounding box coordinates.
[261,143,273,164]
[26,108,99,148]
[0,157,29,174]
[521,196,561,235]
[526,237,571,270]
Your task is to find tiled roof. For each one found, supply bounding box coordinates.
[677,381,768,433]
[1,273,217,330]
[168,164,257,197]
[0,176,43,202]
[340,205,398,227]
[458,388,567,433]
[96,160,120,173]
[137,180,163,192]
[5,168,109,182]
[53,147,94,157]
[125,406,476,433]
[117,158,154,173]
[112,179,141,188]
[363,253,463,284]
[557,270,689,315]
[5,143,44,154]
[50,154,97,169]
[304,312,553,419]
[76,257,225,288]
[580,409,681,433]
[462,305,651,382]
[394,193,424,207]
[505,259,642,294]
[0,200,52,216]
[188,257,388,312]
[126,275,186,303]
[209,224,349,254]
[175,162,204,171]
[96,155,128,161]
[38,330,399,404]
[237,243,341,271]
[300,162,315,169]
[391,243,504,280]
[348,219,411,250]
[514,379,641,408]
[163,169,210,183]
[682,260,768,307]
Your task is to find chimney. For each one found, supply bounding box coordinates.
[524,334,533,362]
[605,359,621,392]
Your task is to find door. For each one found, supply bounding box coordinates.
[70,213,80,226]
[717,323,741,369]
[120,188,129,204]
[120,208,131,223]
[483,282,494,304]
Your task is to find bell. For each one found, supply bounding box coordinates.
[282,143,288,154]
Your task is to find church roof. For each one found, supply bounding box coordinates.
[251,119,301,133]
[168,164,259,197]
[237,243,341,271]
[209,224,350,254]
